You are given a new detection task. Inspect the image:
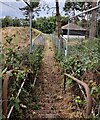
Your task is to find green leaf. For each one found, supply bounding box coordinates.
[7,72,13,77]
[14,98,20,110]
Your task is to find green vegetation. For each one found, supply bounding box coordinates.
[2,35,44,119]
[1,16,21,27]
[2,16,13,27]
[1,16,68,34]
[1,15,100,37]
[32,16,68,34]
[56,39,99,77]
[32,17,56,34]
[55,38,100,117]
[1,16,28,27]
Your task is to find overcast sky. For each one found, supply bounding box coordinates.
[0,0,66,19]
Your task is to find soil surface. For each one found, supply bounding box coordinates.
[25,39,83,119]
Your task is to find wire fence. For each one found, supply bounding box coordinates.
[32,34,45,51]
[51,34,61,54]
[51,33,99,117]
[51,33,99,58]
[51,34,68,57]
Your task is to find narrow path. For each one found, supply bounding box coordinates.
[27,39,83,118]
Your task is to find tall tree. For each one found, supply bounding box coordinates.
[97,19,100,37]
[63,0,84,22]
[89,1,97,39]
[2,16,13,27]
[55,0,63,48]
[20,0,40,18]
[13,17,21,27]
[20,0,40,53]
[63,1,98,39]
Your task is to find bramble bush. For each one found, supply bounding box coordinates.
[2,35,44,119]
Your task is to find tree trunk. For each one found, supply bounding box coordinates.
[55,0,63,48]
[89,2,97,39]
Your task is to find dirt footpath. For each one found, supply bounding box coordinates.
[26,39,83,119]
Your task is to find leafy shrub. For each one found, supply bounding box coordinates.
[56,39,99,78]
[55,38,100,117]
[2,37,44,118]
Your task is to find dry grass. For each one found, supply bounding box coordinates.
[0,27,42,46]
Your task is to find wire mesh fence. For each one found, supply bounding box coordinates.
[51,33,99,59]
[51,34,68,57]
[32,34,45,51]
[51,34,61,54]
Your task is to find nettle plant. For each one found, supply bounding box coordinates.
[88,80,100,116]
[55,39,99,117]
[2,36,21,70]
[2,35,44,118]
[58,39,99,78]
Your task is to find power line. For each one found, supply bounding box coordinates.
[23,0,32,10]
[70,5,100,19]
[0,0,23,14]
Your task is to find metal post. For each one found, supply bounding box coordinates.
[21,1,33,53]
[67,19,69,41]
[0,18,2,119]
[0,66,2,119]
[29,10,32,53]
[65,19,69,57]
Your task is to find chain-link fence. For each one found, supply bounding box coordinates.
[32,34,45,51]
[51,33,99,58]
[51,34,68,57]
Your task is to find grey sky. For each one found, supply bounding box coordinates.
[0,0,66,19]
